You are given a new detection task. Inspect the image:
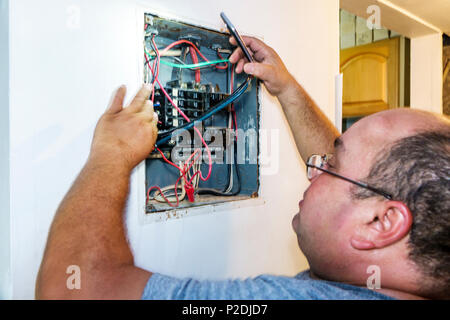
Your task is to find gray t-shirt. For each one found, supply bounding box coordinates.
[141,270,393,300]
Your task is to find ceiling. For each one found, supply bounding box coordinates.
[390,0,450,35]
[341,0,450,37]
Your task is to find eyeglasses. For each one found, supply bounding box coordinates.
[306,154,393,200]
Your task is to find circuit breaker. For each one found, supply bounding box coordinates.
[143,13,260,214]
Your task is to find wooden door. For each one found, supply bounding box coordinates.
[340,37,400,118]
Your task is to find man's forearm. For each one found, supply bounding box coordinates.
[36,156,135,297]
[277,80,340,162]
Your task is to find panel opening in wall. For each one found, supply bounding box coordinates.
[142,13,260,216]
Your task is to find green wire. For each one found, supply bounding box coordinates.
[144,46,228,68]
[160,59,229,69]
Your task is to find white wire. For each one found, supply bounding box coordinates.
[153,169,186,203]
[225,112,234,193]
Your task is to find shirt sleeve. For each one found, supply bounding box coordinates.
[141,273,302,300]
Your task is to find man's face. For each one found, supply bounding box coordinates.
[291,115,388,279]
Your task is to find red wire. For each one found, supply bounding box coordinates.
[156,148,185,175]
[160,40,209,62]
[157,79,212,182]
[189,47,201,83]
[150,36,160,103]
[147,174,183,207]
[145,40,214,206]
[216,52,228,70]
[147,47,212,181]
[183,149,201,173]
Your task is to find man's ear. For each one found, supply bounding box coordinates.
[350,201,413,250]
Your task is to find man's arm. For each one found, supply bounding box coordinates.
[36,85,157,299]
[229,36,340,162]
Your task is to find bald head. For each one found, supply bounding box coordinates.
[362,108,449,142]
[340,109,449,178]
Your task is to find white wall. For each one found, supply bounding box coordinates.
[4,0,340,299]
[410,33,443,113]
[0,0,11,300]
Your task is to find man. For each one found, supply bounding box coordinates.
[36,36,450,300]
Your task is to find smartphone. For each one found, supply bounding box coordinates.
[220,12,253,63]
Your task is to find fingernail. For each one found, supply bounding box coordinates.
[244,64,254,74]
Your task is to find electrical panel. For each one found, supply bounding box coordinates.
[143,13,260,214]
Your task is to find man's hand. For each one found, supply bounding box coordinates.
[229,36,295,97]
[229,35,339,162]
[89,84,158,171]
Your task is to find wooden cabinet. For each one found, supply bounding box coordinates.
[340,37,400,117]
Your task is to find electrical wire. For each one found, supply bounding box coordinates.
[149,35,160,102]
[152,172,186,203]
[215,52,228,70]
[156,76,251,146]
[189,46,201,83]
[196,139,241,196]
[147,172,184,207]
[159,58,230,69]
[159,39,210,62]
[196,63,241,196]
[152,75,213,182]
[224,112,234,194]
[159,39,229,72]
[145,39,214,206]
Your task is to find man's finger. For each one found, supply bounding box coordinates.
[229,36,269,62]
[243,62,272,81]
[235,59,246,74]
[229,47,244,64]
[128,84,152,112]
[106,85,126,114]
[141,100,155,121]
[151,112,159,125]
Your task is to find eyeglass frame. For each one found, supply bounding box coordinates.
[306,154,393,200]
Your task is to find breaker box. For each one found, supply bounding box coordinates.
[143,13,260,214]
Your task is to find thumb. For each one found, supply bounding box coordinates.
[106,85,127,114]
[243,62,272,81]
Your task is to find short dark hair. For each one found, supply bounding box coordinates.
[352,130,450,298]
